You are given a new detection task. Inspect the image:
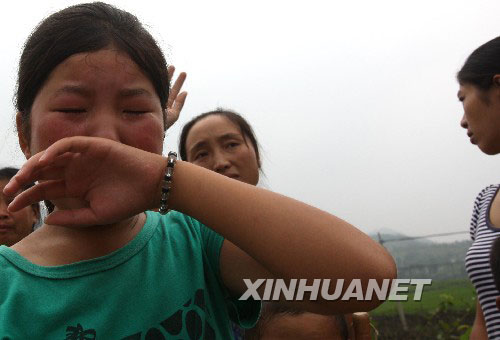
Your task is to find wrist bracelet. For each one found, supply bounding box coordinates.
[159,151,177,215]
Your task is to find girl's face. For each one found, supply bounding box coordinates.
[458,82,500,155]
[19,48,165,158]
[185,115,260,186]
[0,179,38,246]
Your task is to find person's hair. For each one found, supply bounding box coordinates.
[0,167,34,190]
[178,108,261,167]
[16,1,170,141]
[245,302,349,340]
[457,36,500,91]
[490,236,500,292]
[0,167,20,183]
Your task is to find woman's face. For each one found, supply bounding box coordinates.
[458,83,500,155]
[20,48,165,158]
[185,115,260,185]
[0,179,38,246]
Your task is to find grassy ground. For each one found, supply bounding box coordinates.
[371,278,475,316]
[369,279,476,339]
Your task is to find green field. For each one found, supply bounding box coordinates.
[371,279,476,316]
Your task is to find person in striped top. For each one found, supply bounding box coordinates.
[458,36,500,339]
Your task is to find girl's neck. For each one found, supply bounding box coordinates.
[10,212,146,266]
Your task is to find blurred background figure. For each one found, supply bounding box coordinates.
[0,167,39,246]
[179,108,262,339]
[179,109,375,339]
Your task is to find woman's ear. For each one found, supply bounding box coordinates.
[16,112,31,159]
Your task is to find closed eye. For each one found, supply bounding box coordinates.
[124,110,149,115]
[57,108,86,114]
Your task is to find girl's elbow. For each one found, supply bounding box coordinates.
[379,255,398,281]
[371,248,398,281]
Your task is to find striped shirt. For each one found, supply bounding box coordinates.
[465,184,500,339]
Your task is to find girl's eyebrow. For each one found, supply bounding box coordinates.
[53,85,92,98]
[51,86,153,99]
[119,88,153,98]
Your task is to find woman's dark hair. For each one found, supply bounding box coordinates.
[179,108,261,167]
[457,36,500,90]
[0,167,19,182]
[0,167,34,190]
[16,2,170,140]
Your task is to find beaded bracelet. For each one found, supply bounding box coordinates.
[159,151,177,215]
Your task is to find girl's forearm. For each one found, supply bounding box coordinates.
[168,160,396,287]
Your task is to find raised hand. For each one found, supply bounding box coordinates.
[3,137,164,227]
[165,65,187,129]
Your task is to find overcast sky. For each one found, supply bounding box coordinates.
[1,0,500,242]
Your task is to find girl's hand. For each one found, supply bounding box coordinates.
[3,137,164,227]
[165,65,187,129]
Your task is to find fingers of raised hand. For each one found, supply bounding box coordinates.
[167,65,175,82]
[8,180,67,212]
[12,136,107,190]
[3,152,76,198]
[2,151,46,196]
[172,91,187,114]
[167,67,187,109]
[171,71,187,98]
[39,137,93,164]
[165,84,188,128]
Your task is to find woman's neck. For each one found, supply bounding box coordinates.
[10,212,146,266]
